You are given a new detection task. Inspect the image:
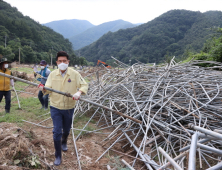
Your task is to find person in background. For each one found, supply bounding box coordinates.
[37,51,88,166]
[36,60,51,110]
[0,58,14,114]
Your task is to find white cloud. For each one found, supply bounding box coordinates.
[4,0,222,25]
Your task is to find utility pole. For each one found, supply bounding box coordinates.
[5,35,7,48]
[51,53,52,66]
[19,47,20,64]
[51,47,53,66]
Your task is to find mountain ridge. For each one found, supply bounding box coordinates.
[43,19,95,39]
[70,19,137,50]
[76,10,222,65]
[0,0,77,64]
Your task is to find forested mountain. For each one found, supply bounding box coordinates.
[187,27,222,63]
[70,20,137,50]
[0,0,86,65]
[43,19,94,39]
[176,11,222,54]
[77,10,222,65]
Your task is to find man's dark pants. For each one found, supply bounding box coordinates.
[38,90,49,108]
[0,91,11,111]
[50,106,74,141]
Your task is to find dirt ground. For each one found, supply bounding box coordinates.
[0,120,137,170]
[0,76,140,170]
[0,68,142,170]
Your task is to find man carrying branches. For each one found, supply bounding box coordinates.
[38,51,88,166]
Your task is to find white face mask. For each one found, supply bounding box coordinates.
[40,66,45,69]
[58,63,68,71]
[4,64,8,68]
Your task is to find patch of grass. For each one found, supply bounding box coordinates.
[107,156,130,170]
[0,96,49,123]
[74,125,95,136]
[84,77,90,83]
[73,114,96,124]
[14,81,31,91]
[73,115,97,136]
[11,66,56,75]
[11,67,33,74]
[1,66,95,134]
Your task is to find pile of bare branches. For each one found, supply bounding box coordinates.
[75,57,222,170]
[22,57,222,169]
[13,71,32,81]
[0,123,52,169]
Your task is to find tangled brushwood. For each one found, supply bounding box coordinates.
[12,71,33,81]
[0,123,47,169]
[74,57,222,169]
[3,57,222,169]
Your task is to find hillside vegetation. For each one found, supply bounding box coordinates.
[77,10,222,65]
[70,19,137,50]
[186,27,222,64]
[43,19,95,39]
[0,0,85,65]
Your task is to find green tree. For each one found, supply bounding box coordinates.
[0,0,77,64]
[78,57,87,66]
[0,45,15,61]
[187,27,222,64]
[21,46,36,63]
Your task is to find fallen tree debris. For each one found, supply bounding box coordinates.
[18,57,222,169]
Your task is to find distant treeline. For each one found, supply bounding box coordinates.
[185,27,222,65]
[0,0,87,65]
[77,10,222,65]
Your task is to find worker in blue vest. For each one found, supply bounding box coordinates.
[35,60,51,110]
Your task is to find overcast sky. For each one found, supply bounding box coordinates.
[4,0,222,25]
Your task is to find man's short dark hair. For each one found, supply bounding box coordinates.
[56,51,69,60]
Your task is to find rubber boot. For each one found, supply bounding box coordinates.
[5,109,10,114]
[54,140,62,166]
[61,133,69,151]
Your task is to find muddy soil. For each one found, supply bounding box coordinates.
[0,120,141,170]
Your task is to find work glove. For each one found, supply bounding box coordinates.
[10,79,14,87]
[36,74,42,82]
[38,83,44,91]
[36,74,41,78]
[73,91,81,100]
